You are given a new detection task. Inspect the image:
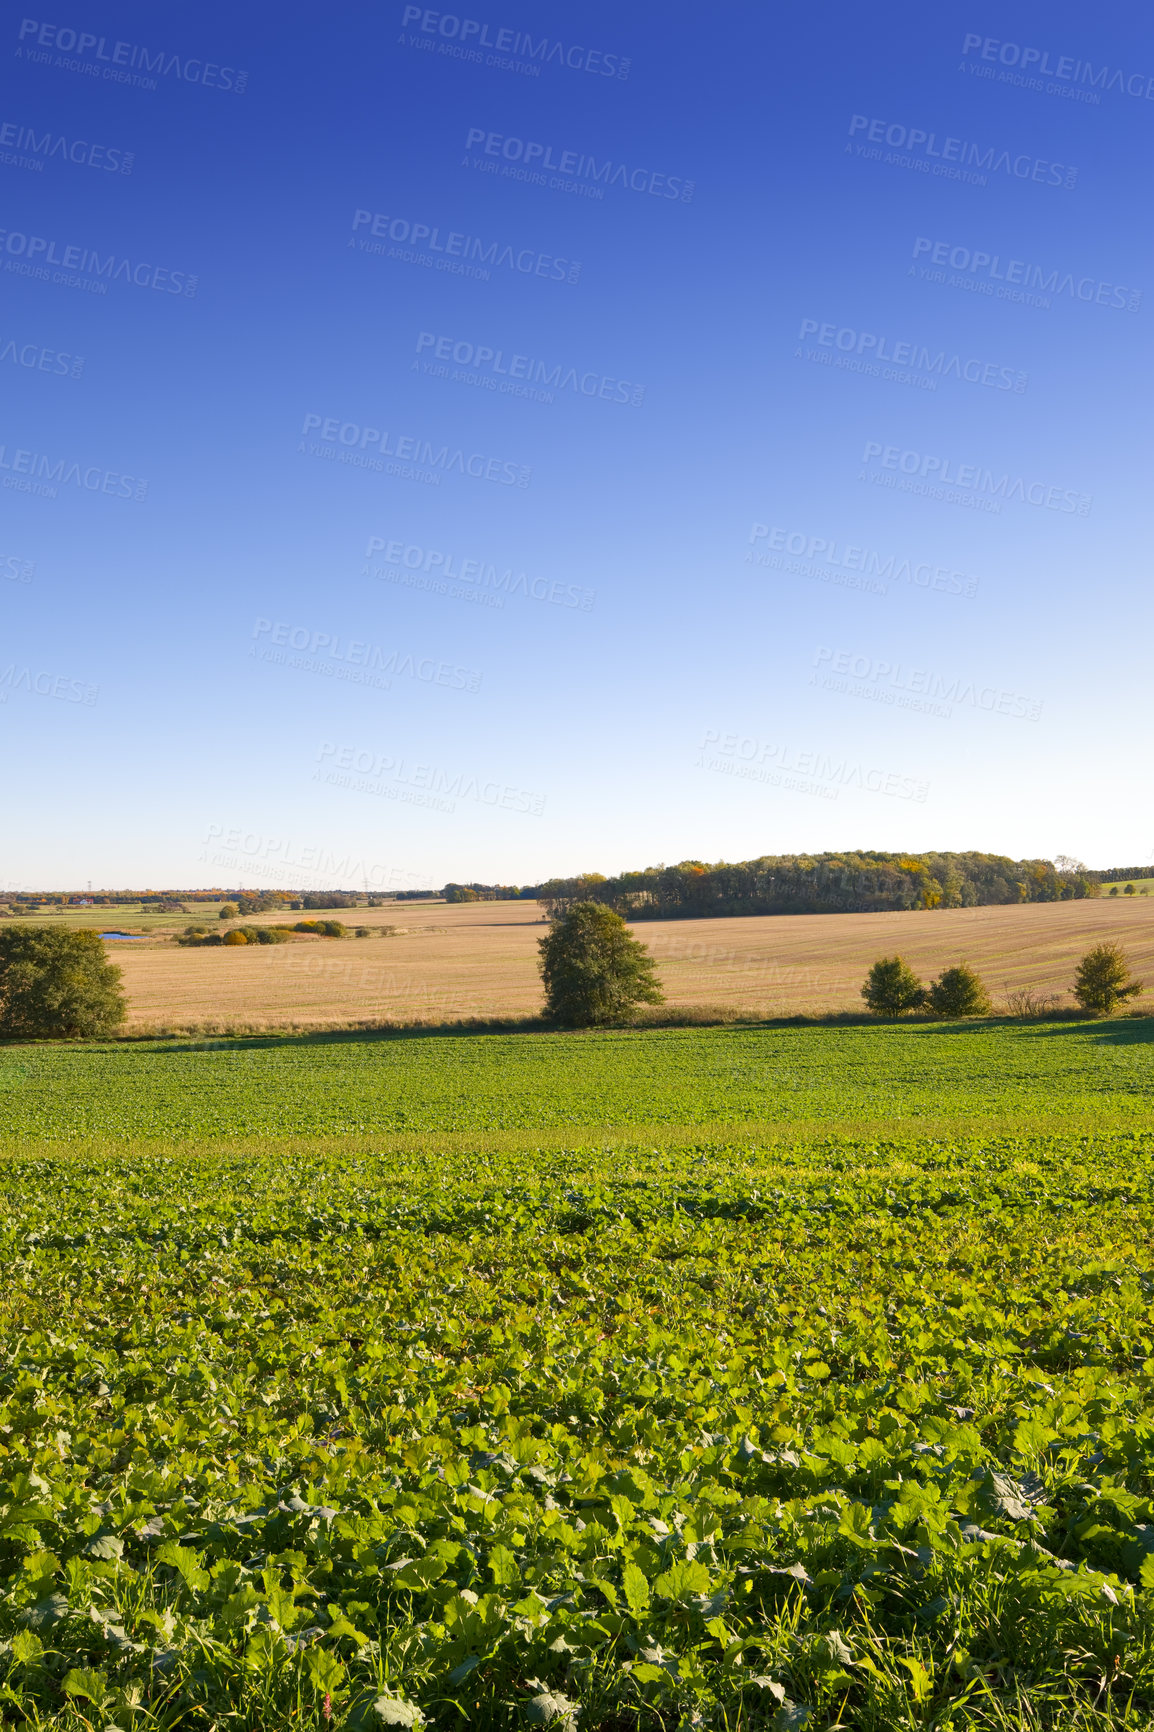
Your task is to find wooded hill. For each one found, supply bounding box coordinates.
[537,852,1101,921]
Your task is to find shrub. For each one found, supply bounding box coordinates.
[218,903,239,920]
[223,930,248,946]
[1125,883,1136,896]
[301,893,357,910]
[178,927,221,948]
[355,927,372,938]
[238,926,292,946]
[927,963,991,1019]
[861,956,926,1016]
[1004,986,1061,1019]
[1109,885,1120,896]
[0,927,126,1039]
[293,919,347,938]
[538,902,664,1027]
[1072,943,1142,1016]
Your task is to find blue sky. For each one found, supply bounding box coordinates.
[2,0,1151,890]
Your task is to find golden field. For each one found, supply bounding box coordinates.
[93,896,1154,1029]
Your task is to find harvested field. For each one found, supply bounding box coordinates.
[102,895,1154,1029]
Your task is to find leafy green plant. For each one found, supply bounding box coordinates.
[294,919,348,938]
[861,954,926,1015]
[538,901,664,1026]
[1073,942,1143,1015]
[219,903,240,920]
[0,925,126,1039]
[927,963,992,1019]
[0,1020,1152,1726]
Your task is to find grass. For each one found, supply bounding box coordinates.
[3,1020,1154,1728]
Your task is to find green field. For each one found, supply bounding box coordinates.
[3,1021,1154,1729]
[0,907,212,936]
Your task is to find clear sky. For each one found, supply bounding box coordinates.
[3,0,1151,891]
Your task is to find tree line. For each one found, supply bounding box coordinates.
[536,851,1102,922]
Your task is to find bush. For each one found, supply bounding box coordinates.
[301,893,357,910]
[0,927,126,1040]
[237,926,292,946]
[538,901,664,1027]
[927,963,992,1019]
[861,956,926,1016]
[1072,943,1143,1015]
[178,927,221,948]
[218,903,239,921]
[1004,986,1061,1020]
[355,927,372,938]
[222,930,248,946]
[293,919,346,938]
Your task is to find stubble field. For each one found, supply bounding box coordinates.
[93,898,1154,1030]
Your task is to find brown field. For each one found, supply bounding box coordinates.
[103,896,1154,1030]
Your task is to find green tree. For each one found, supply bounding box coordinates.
[538,901,664,1027]
[1125,882,1136,896]
[0,927,126,1040]
[219,903,239,920]
[1072,943,1143,1016]
[861,955,926,1016]
[927,963,992,1019]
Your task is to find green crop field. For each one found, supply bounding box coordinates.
[2,1020,1154,1730]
